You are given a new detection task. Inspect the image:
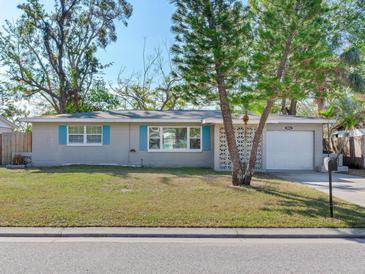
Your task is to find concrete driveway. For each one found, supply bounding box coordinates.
[273,171,365,208]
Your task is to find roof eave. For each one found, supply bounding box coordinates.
[0,116,16,128]
[22,117,337,125]
[204,119,336,124]
[21,118,204,123]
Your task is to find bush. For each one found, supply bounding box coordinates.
[12,155,27,165]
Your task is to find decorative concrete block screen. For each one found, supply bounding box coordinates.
[218,126,262,170]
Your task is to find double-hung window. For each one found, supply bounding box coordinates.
[68,126,84,144]
[148,126,201,151]
[68,125,102,145]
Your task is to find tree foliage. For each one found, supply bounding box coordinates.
[66,79,120,113]
[299,0,365,115]
[171,0,249,102]
[238,0,335,184]
[0,0,132,114]
[0,86,30,130]
[171,0,250,185]
[337,1,365,93]
[322,92,365,131]
[115,45,186,110]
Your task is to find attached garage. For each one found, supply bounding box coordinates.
[210,115,331,172]
[265,131,314,170]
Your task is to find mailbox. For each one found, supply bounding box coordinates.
[323,156,336,218]
[323,157,338,172]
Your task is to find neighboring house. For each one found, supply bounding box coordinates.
[24,110,331,171]
[0,116,15,134]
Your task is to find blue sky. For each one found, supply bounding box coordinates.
[0,0,175,84]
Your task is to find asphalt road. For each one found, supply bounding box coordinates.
[0,238,364,274]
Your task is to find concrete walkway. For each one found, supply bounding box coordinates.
[273,171,365,208]
[0,227,364,238]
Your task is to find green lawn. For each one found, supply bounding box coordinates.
[0,166,364,227]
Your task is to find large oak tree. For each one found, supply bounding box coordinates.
[0,0,132,114]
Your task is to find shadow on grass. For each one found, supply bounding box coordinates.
[251,181,365,244]
[31,165,229,179]
[252,183,365,227]
[30,165,365,232]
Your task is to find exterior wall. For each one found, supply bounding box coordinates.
[0,117,13,134]
[32,123,129,166]
[128,123,214,168]
[0,127,12,134]
[264,123,323,170]
[32,121,323,170]
[31,122,214,168]
[0,118,13,133]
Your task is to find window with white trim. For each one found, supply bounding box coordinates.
[68,125,102,145]
[148,126,201,151]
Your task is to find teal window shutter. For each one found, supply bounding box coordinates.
[202,125,211,151]
[103,125,110,145]
[58,125,67,145]
[139,125,148,151]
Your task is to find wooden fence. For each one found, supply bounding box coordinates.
[333,135,364,168]
[1,132,32,165]
[342,136,364,168]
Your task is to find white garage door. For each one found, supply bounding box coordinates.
[266,131,314,170]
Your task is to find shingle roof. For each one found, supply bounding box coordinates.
[32,110,224,120]
[23,110,333,124]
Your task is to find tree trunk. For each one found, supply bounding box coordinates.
[281,98,287,114]
[206,1,243,185]
[59,94,67,114]
[288,99,297,115]
[243,98,275,184]
[243,29,296,185]
[216,72,244,186]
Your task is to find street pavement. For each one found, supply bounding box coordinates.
[273,171,365,207]
[0,237,364,274]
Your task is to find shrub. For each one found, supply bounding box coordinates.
[12,155,27,165]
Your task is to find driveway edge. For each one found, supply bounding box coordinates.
[0,228,364,238]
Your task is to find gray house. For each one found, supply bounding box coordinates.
[0,116,15,134]
[24,110,331,171]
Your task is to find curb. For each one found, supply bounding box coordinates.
[0,228,364,239]
[0,233,364,239]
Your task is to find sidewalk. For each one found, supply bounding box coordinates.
[0,227,364,238]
